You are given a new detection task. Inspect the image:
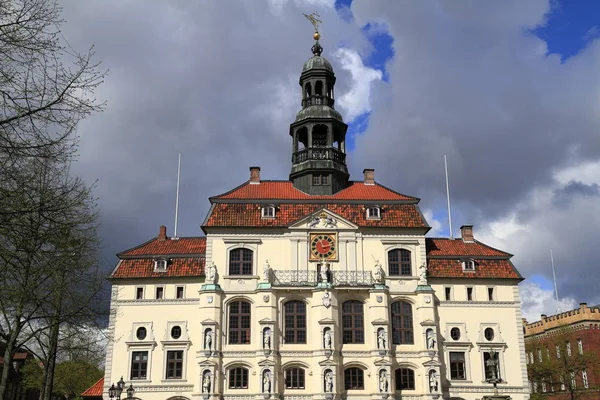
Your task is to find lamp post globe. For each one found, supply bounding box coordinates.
[108,384,116,400]
[127,384,135,399]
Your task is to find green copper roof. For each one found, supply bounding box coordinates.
[295,105,343,122]
[302,56,333,73]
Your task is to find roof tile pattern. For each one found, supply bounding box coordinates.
[81,378,104,397]
[427,258,521,279]
[426,238,510,257]
[119,237,206,257]
[111,257,205,279]
[203,203,427,228]
[213,181,417,201]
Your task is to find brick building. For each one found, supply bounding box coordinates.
[523,303,600,399]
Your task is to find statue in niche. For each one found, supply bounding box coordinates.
[204,330,212,350]
[263,371,271,393]
[426,329,436,349]
[377,329,386,349]
[320,262,330,283]
[202,372,211,393]
[429,370,438,393]
[322,291,331,308]
[418,263,428,285]
[373,259,384,284]
[486,350,499,381]
[323,329,332,349]
[324,371,334,393]
[379,370,388,393]
[263,328,271,350]
[205,261,216,284]
[262,260,271,283]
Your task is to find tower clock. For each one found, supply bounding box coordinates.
[309,233,338,261]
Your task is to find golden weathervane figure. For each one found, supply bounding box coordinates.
[303,11,322,40]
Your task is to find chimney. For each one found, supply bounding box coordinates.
[158,225,167,241]
[249,166,261,184]
[460,225,474,242]
[363,169,375,185]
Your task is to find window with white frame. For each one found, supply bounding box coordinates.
[538,349,542,362]
[566,341,571,356]
[366,206,380,219]
[131,351,148,380]
[529,351,534,364]
[583,369,589,388]
[466,287,474,301]
[155,286,164,299]
[166,350,183,379]
[449,352,467,380]
[578,338,583,354]
[127,323,155,382]
[154,259,167,272]
[136,287,144,300]
[261,205,275,218]
[487,287,495,301]
[570,372,576,389]
[556,344,561,358]
[560,376,565,391]
[462,259,476,271]
[483,351,502,381]
[176,286,184,299]
[445,287,452,301]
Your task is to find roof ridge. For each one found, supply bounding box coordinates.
[210,180,250,200]
[473,239,513,257]
[370,182,420,202]
[117,237,158,257]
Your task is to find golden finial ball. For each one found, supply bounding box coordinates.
[314,32,320,40]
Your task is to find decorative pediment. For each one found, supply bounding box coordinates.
[201,319,218,326]
[289,209,358,230]
[374,358,392,367]
[259,318,275,325]
[258,359,276,367]
[423,359,441,367]
[197,359,217,367]
[420,319,437,327]
[319,359,338,367]
[371,319,388,326]
[319,318,336,325]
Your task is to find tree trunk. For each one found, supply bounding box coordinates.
[0,320,21,400]
[41,316,60,400]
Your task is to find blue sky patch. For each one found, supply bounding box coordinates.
[345,111,370,151]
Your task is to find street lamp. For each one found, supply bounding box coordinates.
[126,384,135,399]
[108,377,134,400]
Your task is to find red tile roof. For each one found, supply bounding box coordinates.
[81,377,104,397]
[426,238,511,257]
[203,203,428,228]
[119,237,206,257]
[427,258,522,280]
[212,181,418,201]
[111,257,205,279]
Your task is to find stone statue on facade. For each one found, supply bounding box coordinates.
[202,372,211,393]
[320,262,330,283]
[426,329,436,349]
[418,263,428,285]
[486,350,499,381]
[372,259,384,284]
[264,328,271,350]
[377,329,386,349]
[379,370,388,393]
[322,291,331,308]
[325,371,334,393]
[204,330,212,350]
[205,261,216,284]
[324,329,332,349]
[263,371,271,393]
[262,259,271,283]
[429,370,438,393]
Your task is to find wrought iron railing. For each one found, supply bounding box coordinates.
[332,271,373,287]
[302,95,335,108]
[273,270,317,287]
[292,147,346,164]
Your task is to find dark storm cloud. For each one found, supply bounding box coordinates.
[551,180,599,207]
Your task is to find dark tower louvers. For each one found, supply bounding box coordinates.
[289,34,349,195]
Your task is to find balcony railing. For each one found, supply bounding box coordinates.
[272,270,373,287]
[292,147,346,164]
[302,95,335,108]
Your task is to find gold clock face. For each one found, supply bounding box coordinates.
[310,233,337,260]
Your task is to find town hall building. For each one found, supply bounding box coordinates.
[99,28,530,400]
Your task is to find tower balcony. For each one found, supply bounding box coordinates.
[292,147,346,164]
[302,95,335,108]
[272,270,373,287]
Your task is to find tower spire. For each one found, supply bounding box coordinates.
[303,12,323,56]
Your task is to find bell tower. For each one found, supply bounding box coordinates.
[289,19,349,195]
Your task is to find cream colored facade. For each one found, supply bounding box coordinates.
[103,215,530,400]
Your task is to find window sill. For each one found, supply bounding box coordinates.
[161,379,187,383]
[224,275,259,279]
[449,379,472,383]
[130,379,151,383]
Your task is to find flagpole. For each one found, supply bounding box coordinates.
[444,155,453,239]
[174,153,181,239]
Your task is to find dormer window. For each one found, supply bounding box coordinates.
[462,259,476,271]
[154,259,167,272]
[366,206,381,220]
[261,205,276,218]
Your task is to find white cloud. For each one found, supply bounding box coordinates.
[334,48,383,121]
[422,208,444,236]
[520,281,578,322]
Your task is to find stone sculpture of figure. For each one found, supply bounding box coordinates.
[429,370,438,393]
[486,350,499,381]
[324,329,332,349]
[204,330,212,350]
[205,261,216,284]
[426,329,436,349]
[263,260,271,283]
[325,372,334,393]
[202,372,211,393]
[418,263,427,285]
[264,329,271,350]
[263,372,271,393]
[379,371,388,393]
[373,259,384,284]
[324,215,337,228]
[322,291,331,308]
[377,329,386,349]
[320,262,330,283]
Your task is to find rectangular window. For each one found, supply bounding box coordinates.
[312,174,329,186]
[285,368,305,389]
[136,287,144,300]
[156,287,164,299]
[176,286,184,299]
[583,369,589,389]
[130,351,148,380]
[449,352,466,380]
[556,344,561,358]
[538,349,542,362]
[542,382,547,392]
[229,368,248,389]
[488,287,494,301]
[570,372,576,389]
[560,376,565,391]
[578,338,583,354]
[467,287,473,301]
[484,352,500,381]
[566,342,571,356]
[166,350,183,379]
[445,287,452,301]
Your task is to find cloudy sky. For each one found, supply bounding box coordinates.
[59,0,600,321]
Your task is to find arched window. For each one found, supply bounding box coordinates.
[388,249,411,276]
[395,368,415,390]
[312,125,328,147]
[305,82,312,97]
[342,301,364,344]
[344,367,364,390]
[315,80,323,96]
[285,367,305,389]
[229,301,251,344]
[284,301,306,344]
[229,248,253,275]
[391,301,413,344]
[229,367,249,389]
